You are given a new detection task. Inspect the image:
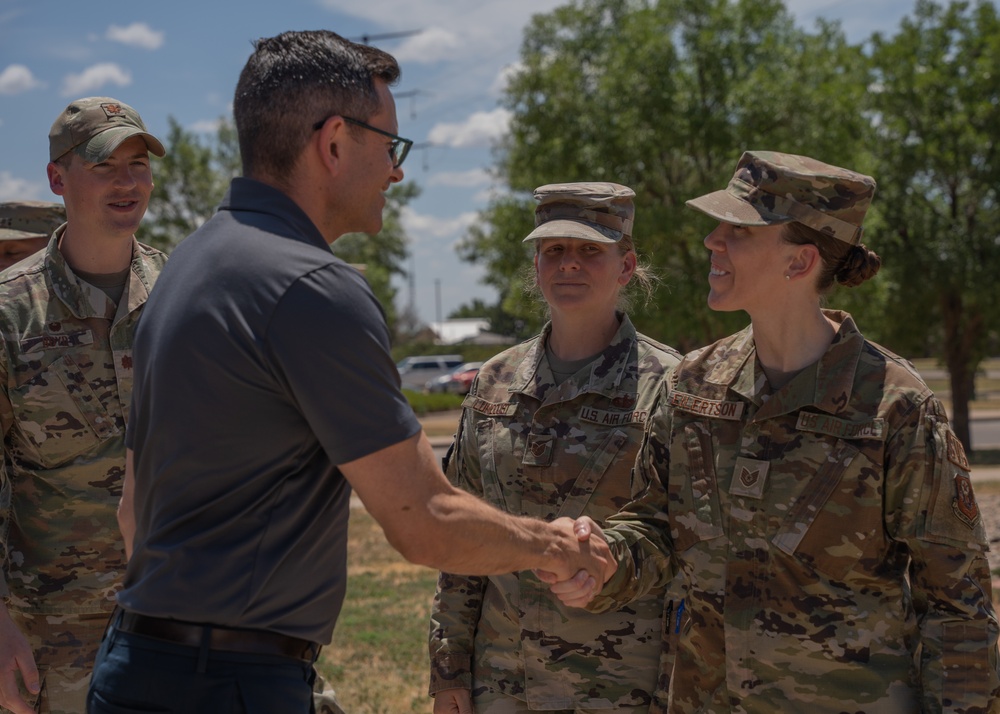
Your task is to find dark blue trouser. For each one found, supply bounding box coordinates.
[87,613,317,713]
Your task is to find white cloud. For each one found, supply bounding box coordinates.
[399,206,490,319]
[0,64,43,95]
[61,63,132,97]
[392,27,462,64]
[189,118,223,134]
[106,22,164,50]
[473,185,509,203]
[427,168,492,188]
[318,0,565,60]
[428,108,511,149]
[491,62,522,95]
[401,206,478,242]
[0,172,47,202]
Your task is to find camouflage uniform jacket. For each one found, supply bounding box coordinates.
[429,315,681,710]
[591,310,1000,713]
[0,229,165,614]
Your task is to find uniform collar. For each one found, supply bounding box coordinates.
[507,313,638,403]
[46,225,151,321]
[701,310,865,420]
[221,177,330,252]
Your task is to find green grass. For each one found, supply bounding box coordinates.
[403,389,464,415]
[319,508,439,714]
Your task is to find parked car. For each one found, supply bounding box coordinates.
[424,361,483,395]
[396,354,464,391]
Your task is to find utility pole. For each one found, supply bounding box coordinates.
[408,255,416,315]
[435,278,442,325]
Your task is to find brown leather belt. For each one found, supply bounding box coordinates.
[116,610,318,662]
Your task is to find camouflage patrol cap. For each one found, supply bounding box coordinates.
[49,96,166,163]
[686,151,876,245]
[523,182,635,244]
[0,200,66,242]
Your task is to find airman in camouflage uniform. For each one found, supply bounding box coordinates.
[571,152,1000,712]
[429,183,681,713]
[0,202,65,273]
[0,97,165,714]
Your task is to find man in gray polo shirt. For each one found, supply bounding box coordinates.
[86,30,612,714]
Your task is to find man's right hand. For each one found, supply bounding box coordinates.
[0,606,39,714]
[433,688,473,714]
[538,516,614,608]
[544,516,615,589]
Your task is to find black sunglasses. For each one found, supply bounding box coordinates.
[312,115,413,168]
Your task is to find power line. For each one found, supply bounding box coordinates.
[350,30,423,45]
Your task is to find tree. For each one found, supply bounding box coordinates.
[866,0,1000,450]
[139,117,239,252]
[139,117,417,337]
[459,0,874,351]
[456,194,542,337]
[330,182,419,335]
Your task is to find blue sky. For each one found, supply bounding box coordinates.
[0,0,918,324]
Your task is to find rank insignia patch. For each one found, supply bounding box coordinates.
[523,433,554,467]
[101,102,126,118]
[730,456,769,499]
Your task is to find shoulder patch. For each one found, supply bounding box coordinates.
[945,431,970,471]
[668,391,744,420]
[952,472,980,528]
[795,412,885,441]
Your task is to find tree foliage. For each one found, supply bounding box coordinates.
[866,0,1000,448]
[460,0,1000,448]
[138,117,239,252]
[331,182,419,334]
[461,0,873,351]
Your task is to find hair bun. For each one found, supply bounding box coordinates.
[835,243,882,287]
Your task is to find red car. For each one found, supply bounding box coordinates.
[447,363,482,395]
[425,361,483,395]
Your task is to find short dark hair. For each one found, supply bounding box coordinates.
[233,30,400,182]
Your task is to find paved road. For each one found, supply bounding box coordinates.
[973,415,1000,450]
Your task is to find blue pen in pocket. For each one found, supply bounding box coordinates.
[674,598,685,634]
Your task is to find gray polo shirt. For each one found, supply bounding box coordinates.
[120,178,420,644]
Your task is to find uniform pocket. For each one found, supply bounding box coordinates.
[555,427,630,520]
[939,617,997,705]
[668,422,724,553]
[11,350,118,467]
[476,419,514,511]
[772,439,883,581]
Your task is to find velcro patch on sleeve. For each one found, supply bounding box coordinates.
[945,431,971,471]
[461,396,518,417]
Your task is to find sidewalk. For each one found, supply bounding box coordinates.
[975,465,1000,482]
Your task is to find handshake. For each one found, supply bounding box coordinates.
[538,517,614,609]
